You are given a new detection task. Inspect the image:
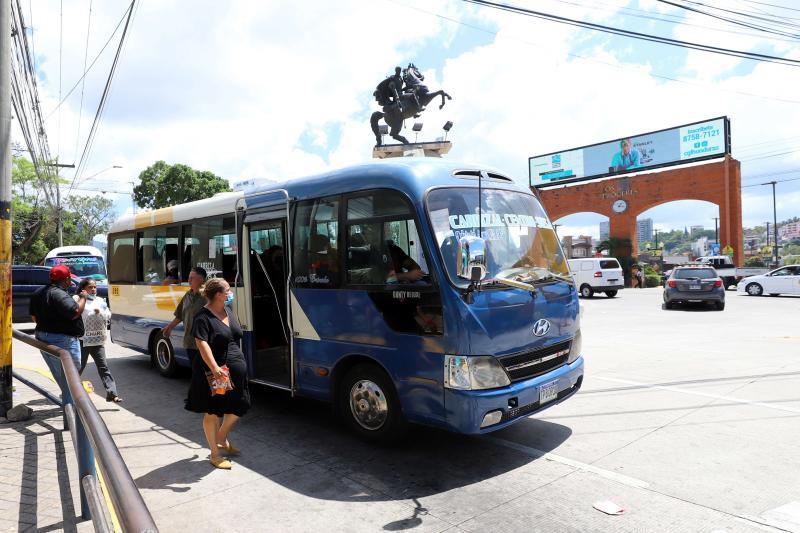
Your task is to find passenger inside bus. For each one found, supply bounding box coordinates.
[162,260,180,285]
[347,224,426,285]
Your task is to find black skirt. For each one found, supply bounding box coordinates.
[185,352,250,417]
[185,307,251,417]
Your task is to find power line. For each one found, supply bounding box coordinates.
[57,0,63,158]
[658,0,800,39]
[70,0,136,194]
[74,0,93,163]
[740,0,800,14]
[742,176,800,187]
[45,3,132,121]
[391,0,800,103]
[550,0,800,43]
[462,0,800,67]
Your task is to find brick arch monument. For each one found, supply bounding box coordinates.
[537,155,743,266]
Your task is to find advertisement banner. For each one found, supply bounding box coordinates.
[530,117,729,188]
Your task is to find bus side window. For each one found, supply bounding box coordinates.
[293,196,340,289]
[345,191,429,286]
[108,233,135,283]
[185,216,238,283]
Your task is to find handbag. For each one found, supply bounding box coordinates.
[206,365,234,396]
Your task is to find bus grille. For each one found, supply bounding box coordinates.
[498,340,571,382]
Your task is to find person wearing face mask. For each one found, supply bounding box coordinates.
[184,278,250,469]
[28,265,87,406]
[74,278,120,402]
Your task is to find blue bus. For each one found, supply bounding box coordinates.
[107,159,584,440]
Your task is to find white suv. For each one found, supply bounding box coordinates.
[568,258,625,298]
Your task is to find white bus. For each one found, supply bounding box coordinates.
[44,245,108,284]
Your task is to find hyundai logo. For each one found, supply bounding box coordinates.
[532,319,551,337]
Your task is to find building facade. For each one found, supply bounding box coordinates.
[778,222,800,242]
[561,235,594,259]
[599,221,610,241]
[637,218,654,243]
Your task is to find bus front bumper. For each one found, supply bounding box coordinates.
[443,357,584,434]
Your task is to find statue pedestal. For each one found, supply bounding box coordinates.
[372,141,452,159]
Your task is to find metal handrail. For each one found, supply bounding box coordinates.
[12,328,158,533]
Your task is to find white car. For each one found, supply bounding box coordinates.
[568,257,624,298]
[737,265,800,296]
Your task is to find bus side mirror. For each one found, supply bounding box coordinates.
[457,235,487,282]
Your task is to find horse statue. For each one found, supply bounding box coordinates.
[371,63,452,146]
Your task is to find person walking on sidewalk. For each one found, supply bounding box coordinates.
[28,265,87,405]
[161,266,207,363]
[185,278,251,470]
[74,278,121,403]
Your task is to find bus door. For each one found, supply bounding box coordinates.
[244,214,292,390]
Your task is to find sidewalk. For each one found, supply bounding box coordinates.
[0,368,93,533]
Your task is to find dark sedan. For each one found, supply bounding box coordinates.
[11,265,105,322]
[663,266,725,310]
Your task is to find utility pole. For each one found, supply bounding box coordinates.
[1,0,14,416]
[46,162,75,247]
[770,181,779,266]
[713,217,719,247]
[762,181,780,267]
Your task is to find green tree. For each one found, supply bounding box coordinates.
[133,161,231,209]
[745,257,766,267]
[11,155,116,264]
[65,195,116,245]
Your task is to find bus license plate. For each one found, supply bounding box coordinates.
[539,380,559,405]
[690,284,701,290]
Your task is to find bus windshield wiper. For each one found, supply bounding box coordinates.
[488,267,572,292]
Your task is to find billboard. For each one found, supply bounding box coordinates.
[530,117,730,188]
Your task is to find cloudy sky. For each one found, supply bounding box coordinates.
[16,0,800,238]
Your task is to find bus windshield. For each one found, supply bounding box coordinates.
[45,255,107,280]
[427,188,569,288]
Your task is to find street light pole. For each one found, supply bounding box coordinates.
[1,0,13,416]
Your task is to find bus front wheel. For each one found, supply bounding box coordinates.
[339,364,407,443]
[152,332,178,378]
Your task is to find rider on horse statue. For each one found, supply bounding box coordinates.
[371,63,452,146]
[374,67,404,108]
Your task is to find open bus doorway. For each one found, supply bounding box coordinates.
[247,221,291,388]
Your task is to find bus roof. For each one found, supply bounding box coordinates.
[109,159,529,234]
[44,245,105,259]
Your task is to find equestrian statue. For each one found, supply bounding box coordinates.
[371,63,452,146]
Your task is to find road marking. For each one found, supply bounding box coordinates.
[486,436,650,488]
[594,376,800,414]
[15,363,54,381]
[753,501,800,532]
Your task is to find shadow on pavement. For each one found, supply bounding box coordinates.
[85,352,573,505]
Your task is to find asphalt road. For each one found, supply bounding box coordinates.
[8,287,800,532]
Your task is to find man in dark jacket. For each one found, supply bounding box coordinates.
[29,264,87,405]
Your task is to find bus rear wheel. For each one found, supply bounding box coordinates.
[339,364,407,443]
[152,332,178,378]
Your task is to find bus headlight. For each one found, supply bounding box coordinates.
[568,329,582,364]
[444,355,511,390]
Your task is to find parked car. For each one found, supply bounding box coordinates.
[663,265,725,310]
[12,265,55,323]
[11,265,87,322]
[737,265,800,296]
[568,257,624,298]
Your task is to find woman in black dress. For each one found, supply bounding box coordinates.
[186,278,250,469]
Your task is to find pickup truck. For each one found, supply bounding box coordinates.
[694,256,769,289]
